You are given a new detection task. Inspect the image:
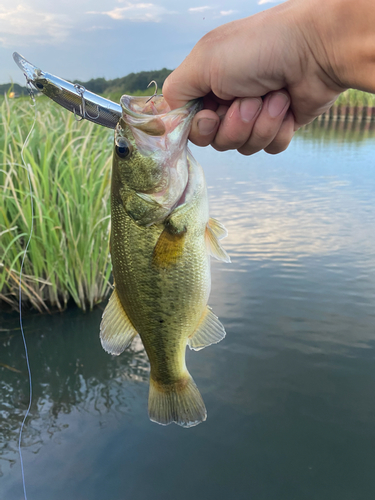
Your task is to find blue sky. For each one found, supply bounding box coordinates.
[1,0,284,85]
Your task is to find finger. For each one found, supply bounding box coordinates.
[238,91,290,156]
[211,97,263,151]
[163,57,211,110]
[189,103,230,146]
[264,110,296,154]
[189,109,220,147]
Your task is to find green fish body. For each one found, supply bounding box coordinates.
[100,95,229,427]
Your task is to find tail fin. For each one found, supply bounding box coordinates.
[148,373,207,428]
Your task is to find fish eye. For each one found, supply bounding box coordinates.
[115,137,132,159]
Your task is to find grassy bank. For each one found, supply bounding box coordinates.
[1,87,374,312]
[335,89,375,107]
[0,96,113,312]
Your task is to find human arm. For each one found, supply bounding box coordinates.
[163,0,375,155]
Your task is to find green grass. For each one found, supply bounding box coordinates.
[335,89,375,107]
[1,86,374,312]
[0,95,113,312]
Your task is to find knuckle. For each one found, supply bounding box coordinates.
[266,134,293,154]
[265,142,288,155]
[212,143,228,152]
[213,136,244,151]
[251,125,277,145]
[225,128,245,146]
[237,145,258,156]
[189,132,211,148]
[162,76,172,94]
[213,122,250,151]
[216,136,245,150]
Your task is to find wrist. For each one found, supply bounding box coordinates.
[299,0,375,93]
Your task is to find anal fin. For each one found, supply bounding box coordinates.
[100,288,138,355]
[187,306,226,351]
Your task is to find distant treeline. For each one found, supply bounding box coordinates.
[1,68,173,97]
[73,68,173,95]
[2,75,375,109]
[0,82,28,96]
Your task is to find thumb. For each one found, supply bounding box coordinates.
[162,57,211,110]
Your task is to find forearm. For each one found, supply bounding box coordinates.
[299,0,375,93]
[163,0,375,155]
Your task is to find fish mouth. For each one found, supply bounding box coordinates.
[121,94,202,118]
[120,95,202,138]
[118,95,201,220]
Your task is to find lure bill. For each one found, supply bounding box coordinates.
[13,52,122,129]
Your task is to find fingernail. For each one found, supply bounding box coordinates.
[268,93,289,118]
[240,98,262,123]
[197,118,218,136]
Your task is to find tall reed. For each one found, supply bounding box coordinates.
[0,96,113,311]
[335,89,375,107]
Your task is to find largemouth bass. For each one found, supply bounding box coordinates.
[100,94,230,427]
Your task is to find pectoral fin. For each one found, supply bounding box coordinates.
[152,227,186,269]
[187,306,226,351]
[100,288,138,355]
[205,223,231,263]
[208,217,228,239]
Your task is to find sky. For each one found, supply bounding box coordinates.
[0,0,285,85]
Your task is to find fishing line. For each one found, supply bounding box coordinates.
[17,83,37,500]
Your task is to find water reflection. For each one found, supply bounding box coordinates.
[3,121,375,500]
[299,118,375,144]
[204,123,375,262]
[197,120,375,357]
[0,308,149,477]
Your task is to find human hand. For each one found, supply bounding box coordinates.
[163,0,351,155]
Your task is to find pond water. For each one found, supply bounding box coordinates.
[2,120,375,500]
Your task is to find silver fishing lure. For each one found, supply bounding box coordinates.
[13,52,122,129]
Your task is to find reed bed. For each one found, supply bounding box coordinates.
[1,87,374,312]
[0,95,113,312]
[335,89,375,107]
[318,89,375,122]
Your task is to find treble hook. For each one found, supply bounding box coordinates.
[20,72,36,105]
[25,78,36,105]
[73,83,100,121]
[73,107,84,122]
[146,80,159,103]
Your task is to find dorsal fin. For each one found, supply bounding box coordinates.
[187,306,226,351]
[100,288,138,355]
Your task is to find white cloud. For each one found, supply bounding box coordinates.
[188,6,212,13]
[89,2,173,22]
[258,0,285,4]
[219,10,236,16]
[0,4,71,45]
